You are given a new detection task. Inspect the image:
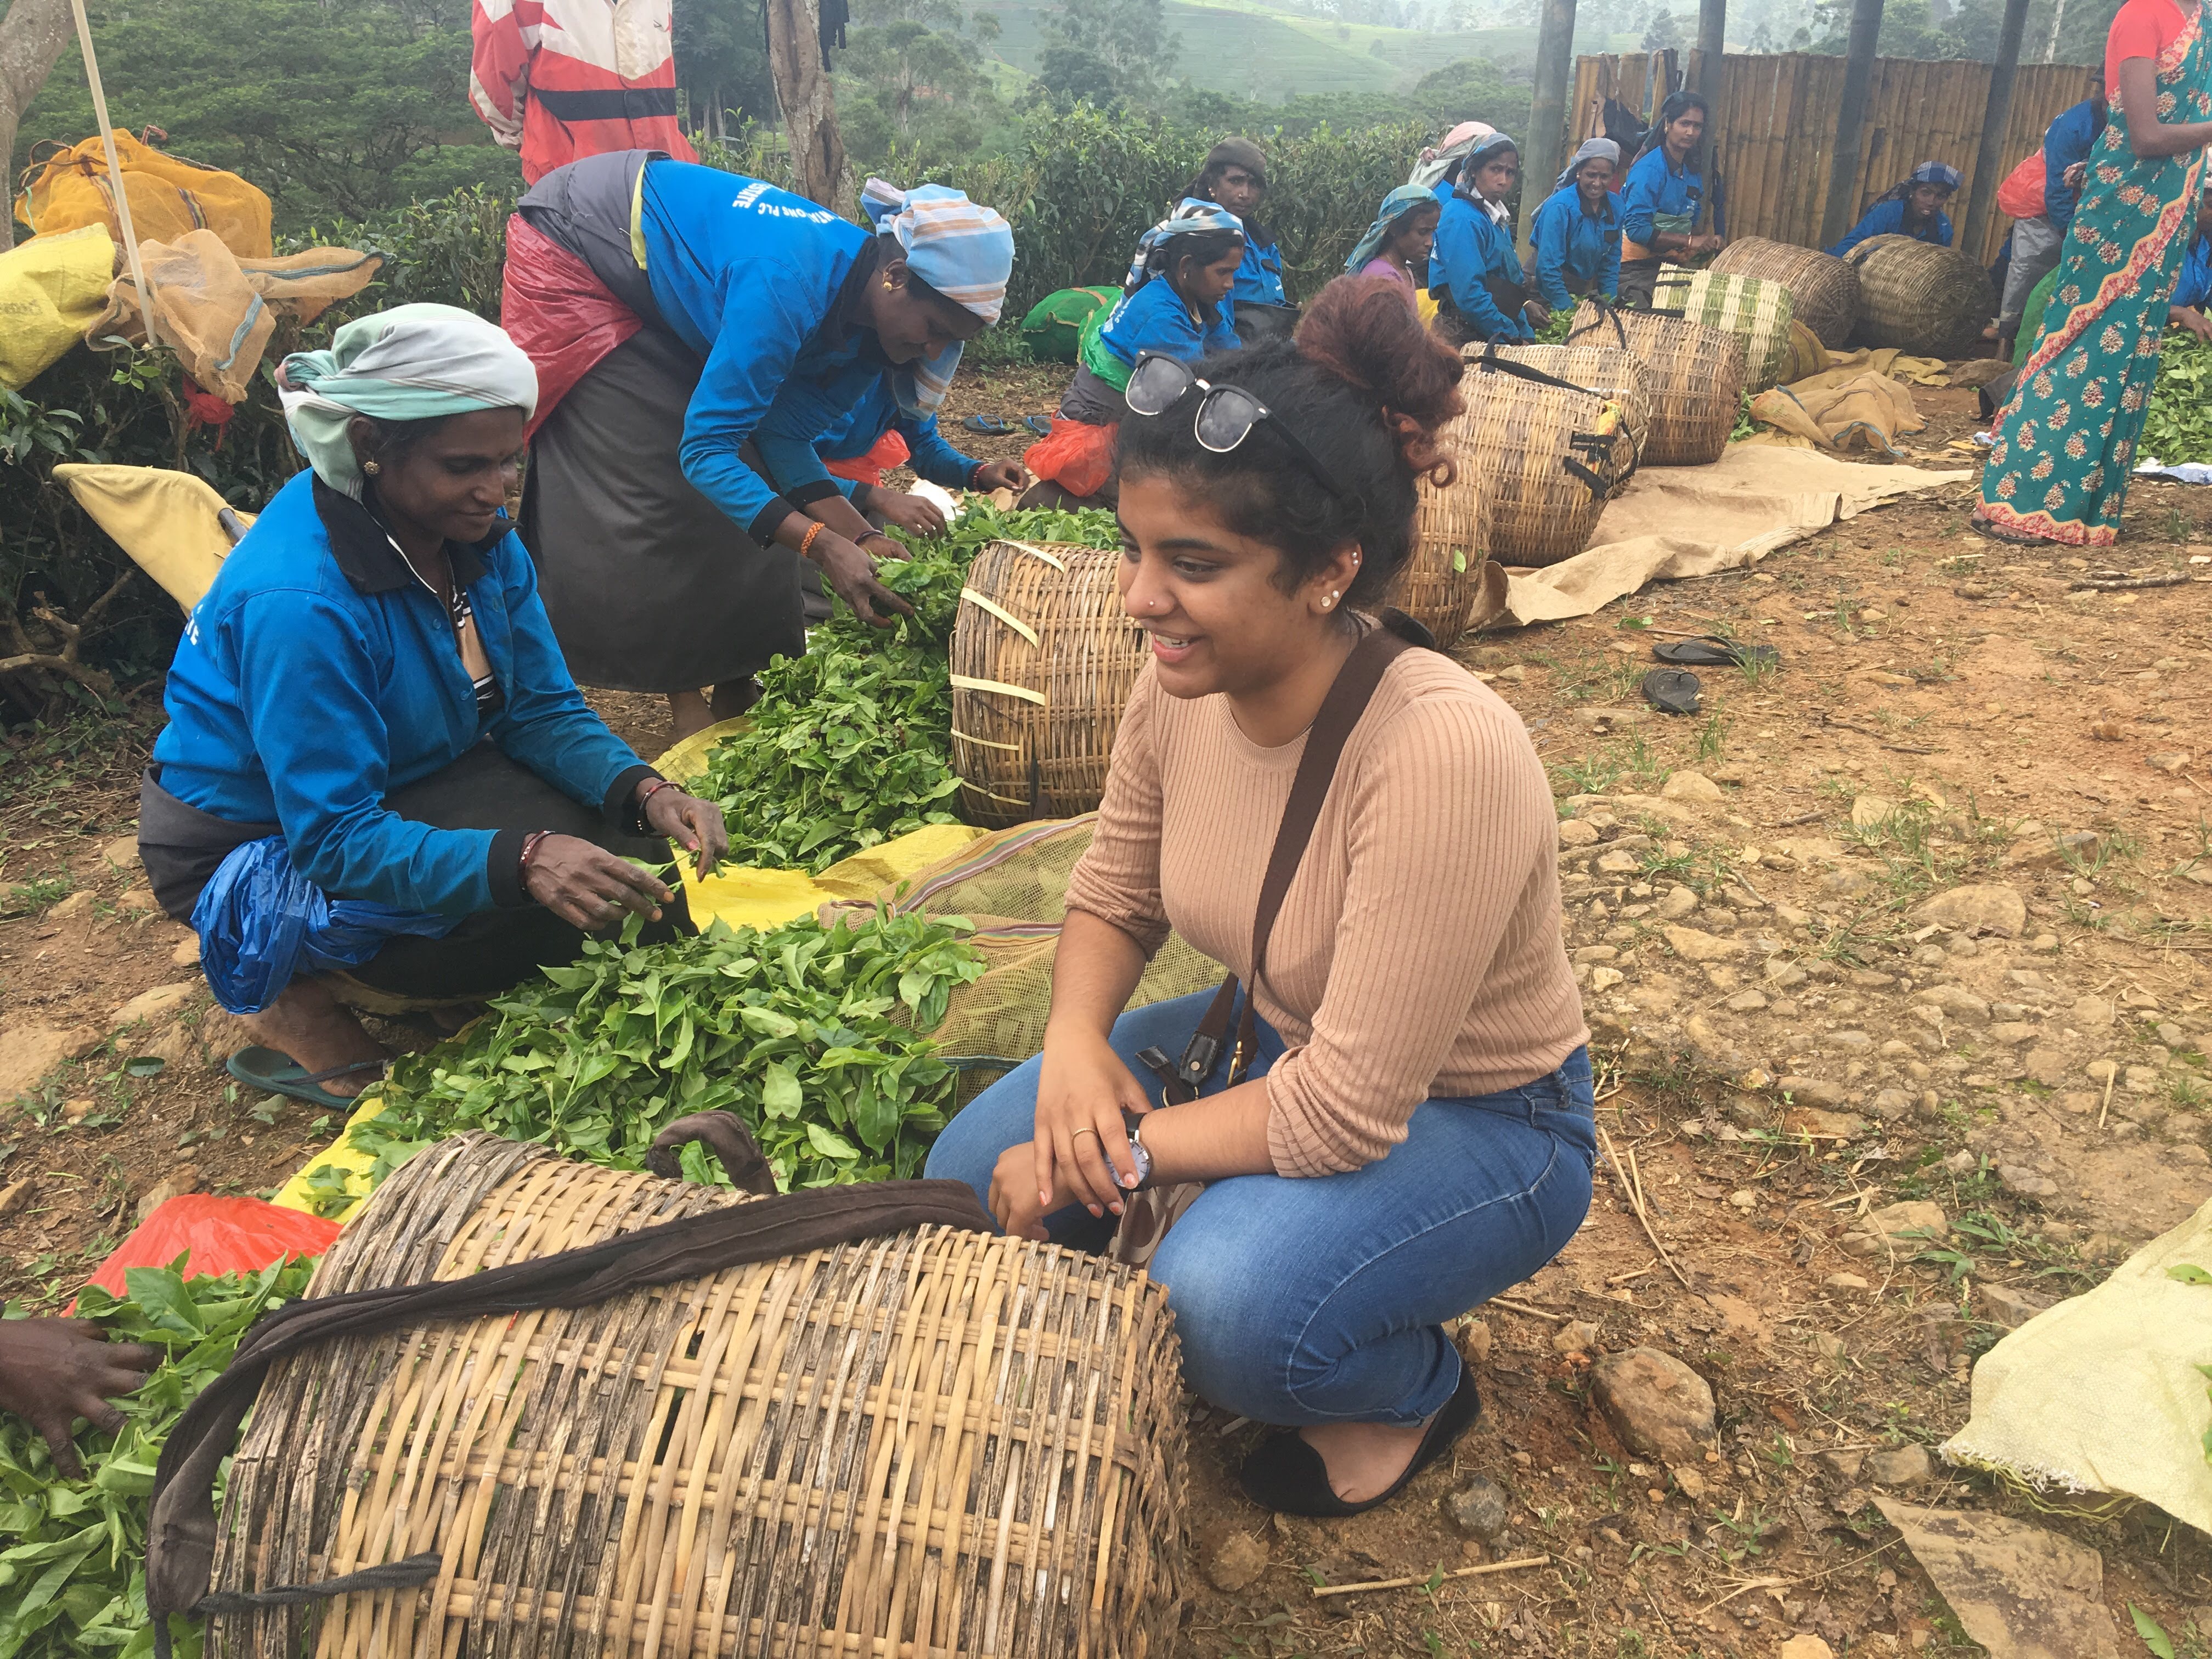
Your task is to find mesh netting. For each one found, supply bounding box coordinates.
[842,816,1222,1100]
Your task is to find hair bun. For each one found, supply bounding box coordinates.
[1293,275,1465,486]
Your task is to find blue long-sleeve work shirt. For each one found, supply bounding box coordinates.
[1232,234,1288,306]
[1619,148,1703,257]
[1528,184,1622,309]
[1096,275,1242,367]
[2173,232,2212,309]
[2042,98,2107,229]
[150,472,651,917]
[1827,196,1954,257]
[754,376,981,498]
[1428,193,1533,342]
[636,162,901,543]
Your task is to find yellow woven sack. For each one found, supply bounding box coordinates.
[0,223,113,388]
[14,132,273,259]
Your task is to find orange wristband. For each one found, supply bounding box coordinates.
[799,520,826,560]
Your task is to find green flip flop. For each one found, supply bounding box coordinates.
[224,1046,386,1110]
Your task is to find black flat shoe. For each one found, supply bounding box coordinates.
[1235,1365,1483,1517]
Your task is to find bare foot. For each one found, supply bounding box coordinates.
[668,689,714,744]
[1297,1417,1433,1503]
[709,678,763,722]
[242,978,386,1098]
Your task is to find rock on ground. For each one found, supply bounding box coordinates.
[1444,1474,1512,1541]
[1589,1347,1716,1464]
[1914,883,2028,937]
[1866,1443,1935,1487]
[0,1022,100,1100]
[1875,1501,2126,1659]
[1197,1523,1270,1593]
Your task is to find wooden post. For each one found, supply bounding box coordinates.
[1691,0,1726,230]
[1519,0,1579,261]
[1965,0,2034,259]
[1817,0,1886,249]
[765,0,848,211]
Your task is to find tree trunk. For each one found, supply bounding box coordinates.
[764,0,848,211]
[0,0,76,247]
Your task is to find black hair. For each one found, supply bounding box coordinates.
[1114,274,1464,611]
[1633,90,1710,164]
[349,413,458,472]
[1159,228,1244,293]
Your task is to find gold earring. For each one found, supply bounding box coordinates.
[363,460,381,476]
[883,276,896,290]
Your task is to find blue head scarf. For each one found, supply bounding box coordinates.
[859,178,1015,413]
[1125,198,1245,290]
[1910,160,1963,190]
[1344,185,1438,273]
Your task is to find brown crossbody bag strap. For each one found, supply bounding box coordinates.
[1136,622,1415,1105]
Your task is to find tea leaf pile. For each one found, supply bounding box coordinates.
[688,503,1118,873]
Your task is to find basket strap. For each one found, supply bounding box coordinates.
[959,586,1040,645]
[950,672,1047,706]
[145,1178,996,1653]
[1566,296,1632,353]
[1471,342,1603,400]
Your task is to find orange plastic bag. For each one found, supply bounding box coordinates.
[826,427,911,489]
[15,132,273,261]
[1996,151,2047,222]
[1022,416,1116,499]
[78,1194,338,1302]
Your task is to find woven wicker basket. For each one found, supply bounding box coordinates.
[1843,233,1997,358]
[210,1132,1188,1659]
[1651,266,1797,393]
[1440,354,1635,567]
[951,539,1149,827]
[1483,341,1652,479]
[1708,238,1861,351]
[1402,470,1494,648]
[1568,301,1745,467]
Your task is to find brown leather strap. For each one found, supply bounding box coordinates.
[1142,622,1415,1103]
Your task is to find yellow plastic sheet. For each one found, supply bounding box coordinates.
[0,224,114,389]
[268,1089,389,1223]
[52,463,247,611]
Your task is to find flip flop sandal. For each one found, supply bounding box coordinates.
[1641,667,1703,715]
[1652,635,1781,669]
[1236,1366,1483,1517]
[224,1046,386,1111]
[1022,414,1053,437]
[961,415,1014,435]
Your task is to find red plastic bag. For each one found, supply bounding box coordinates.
[826,427,911,489]
[501,213,642,440]
[1997,152,2047,222]
[78,1195,338,1302]
[1023,417,1116,499]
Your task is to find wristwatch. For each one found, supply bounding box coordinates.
[1121,1109,1153,1190]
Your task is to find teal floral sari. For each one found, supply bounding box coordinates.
[1980,2,2212,544]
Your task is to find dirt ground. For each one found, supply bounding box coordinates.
[5,361,2212,1655]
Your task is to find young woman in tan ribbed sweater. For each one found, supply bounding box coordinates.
[927,275,1593,1517]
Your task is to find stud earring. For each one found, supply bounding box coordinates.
[883,276,896,290]
[363,460,381,476]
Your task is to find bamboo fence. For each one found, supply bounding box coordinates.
[1571,51,2098,263]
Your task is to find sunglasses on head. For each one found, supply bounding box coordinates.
[1124,352,1362,509]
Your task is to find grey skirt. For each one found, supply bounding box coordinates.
[521,326,805,693]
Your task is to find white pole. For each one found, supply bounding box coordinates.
[65,0,158,347]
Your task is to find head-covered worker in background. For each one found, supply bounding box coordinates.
[140,302,729,1106]
[1427,132,1542,345]
[1526,138,1623,312]
[1829,160,1962,256]
[1618,91,1726,305]
[503,153,1013,742]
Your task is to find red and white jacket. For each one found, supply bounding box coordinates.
[470,0,698,185]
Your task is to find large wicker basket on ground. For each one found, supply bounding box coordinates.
[951,539,1149,826]
[1402,467,1499,648]
[1842,233,1996,358]
[1651,266,1797,392]
[1440,353,1635,567]
[1568,301,1745,466]
[210,1132,1189,1659]
[1709,238,1861,349]
[1483,341,1652,477]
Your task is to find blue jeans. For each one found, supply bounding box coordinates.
[925,990,1596,1427]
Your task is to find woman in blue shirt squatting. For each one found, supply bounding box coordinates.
[1527,138,1623,311]
[1428,132,1541,347]
[2166,185,2212,341]
[1022,201,1245,510]
[139,305,731,1105]
[1182,138,1297,341]
[501,151,1014,742]
[1829,161,1961,256]
[1618,91,1727,306]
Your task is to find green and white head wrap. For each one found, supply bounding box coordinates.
[278,303,538,499]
